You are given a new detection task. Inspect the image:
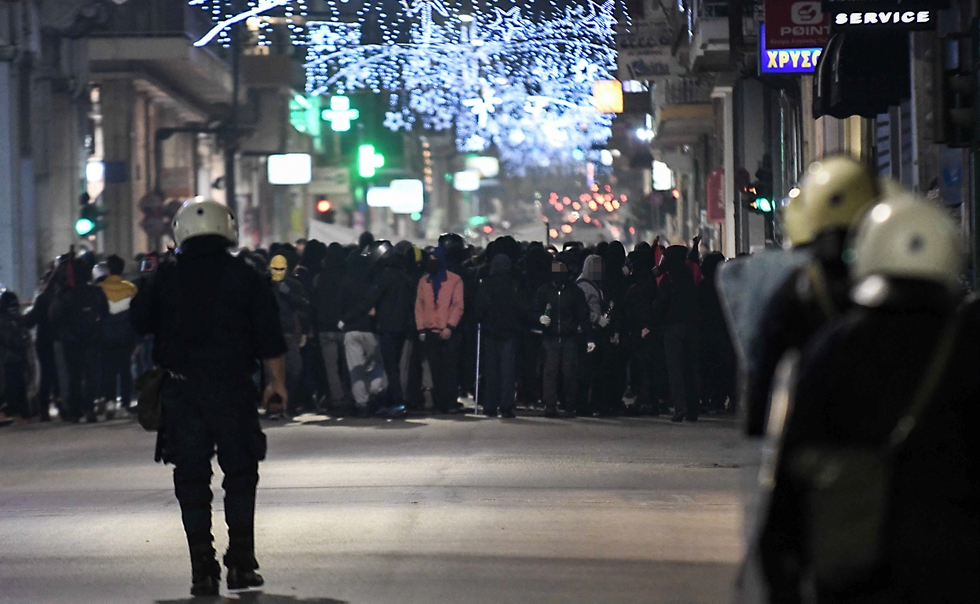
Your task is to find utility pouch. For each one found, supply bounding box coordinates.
[785,310,961,590]
[134,367,167,431]
[788,445,891,589]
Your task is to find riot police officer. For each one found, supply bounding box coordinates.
[743,155,881,436]
[131,200,288,597]
[760,195,978,603]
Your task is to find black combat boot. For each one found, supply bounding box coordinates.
[224,529,264,591]
[188,536,220,597]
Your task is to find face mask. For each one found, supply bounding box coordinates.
[270,255,288,283]
[427,258,441,275]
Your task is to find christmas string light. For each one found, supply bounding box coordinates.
[192,0,623,173]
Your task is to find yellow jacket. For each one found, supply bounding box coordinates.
[99,275,138,314]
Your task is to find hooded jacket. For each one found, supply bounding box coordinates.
[338,253,375,333]
[415,254,464,333]
[534,276,591,338]
[577,254,605,326]
[476,255,528,338]
[354,256,416,335]
[312,245,346,333]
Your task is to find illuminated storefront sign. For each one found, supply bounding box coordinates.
[833,10,933,28]
[759,24,822,74]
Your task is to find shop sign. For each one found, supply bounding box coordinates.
[616,19,674,80]
[759,24,823,74]
[765,0,831,49]
[831,10,934,29]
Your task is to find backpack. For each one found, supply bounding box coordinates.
[51,286,104,343]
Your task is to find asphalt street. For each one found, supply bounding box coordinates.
[0,411,752,604]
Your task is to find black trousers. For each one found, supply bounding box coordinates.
[542,336,578,411]
[379,331,406,406]
[483,334,517,413]
[664,324,698,419]
[102,345,133,406]
[62,341,100,420]
[35,338,57,417]
[423,332,461,412]
[517,331,543,406]
[161,378,265,563]
[1,360,28,418]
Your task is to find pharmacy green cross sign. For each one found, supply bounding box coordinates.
[322,96,360,132]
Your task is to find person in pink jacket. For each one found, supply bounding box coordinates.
[415,247,464,413]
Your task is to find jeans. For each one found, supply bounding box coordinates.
[343,332,387,407]
[319,332,351,407]
[422,331,461,413]
[542,336,579,411]
[103,345,134,407]
[161,378,263,563]
[378,332,406,406]
[483,334,517,413]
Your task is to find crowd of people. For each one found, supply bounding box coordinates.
[0,229,738,425]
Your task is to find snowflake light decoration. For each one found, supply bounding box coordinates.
[192,0,624,174]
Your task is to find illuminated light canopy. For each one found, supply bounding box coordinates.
[191,0,623,175]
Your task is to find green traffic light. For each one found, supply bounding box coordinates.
[755,197,774,213]
[75,217,96,236]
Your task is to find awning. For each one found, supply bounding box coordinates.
[813,31,910,119]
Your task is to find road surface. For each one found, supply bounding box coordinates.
[0,412,751,603]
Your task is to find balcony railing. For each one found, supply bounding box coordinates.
[94,0,216,44]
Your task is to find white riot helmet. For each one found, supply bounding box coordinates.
[849,196,963,290]
[172,199,238,247]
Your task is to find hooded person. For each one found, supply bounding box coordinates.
[337,250,387,416]
[576,254,618,415]
[654,244,699,422]
[269,254,310,417]
[623,246,660,414]
[349,241,415,418]
[0,290,31,421]
[312,244,353,411]
[49,257,109,423]
[534,259,591,418]
[415,247,465,413]
[475,253,528,418]
[98,254,139,417]
[698,252,735,413]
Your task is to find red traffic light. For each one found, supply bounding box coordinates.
[316,199,332,213]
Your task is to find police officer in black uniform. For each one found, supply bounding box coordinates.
[131,199,288,597]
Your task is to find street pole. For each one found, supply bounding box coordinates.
[225,19,240,220]
[972,18,980,289]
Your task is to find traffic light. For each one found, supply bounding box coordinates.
[358,144,385,178]
[739,184,774,213]
[315,196,335,223]
[936,32,976,148]
[75,197,107,236]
